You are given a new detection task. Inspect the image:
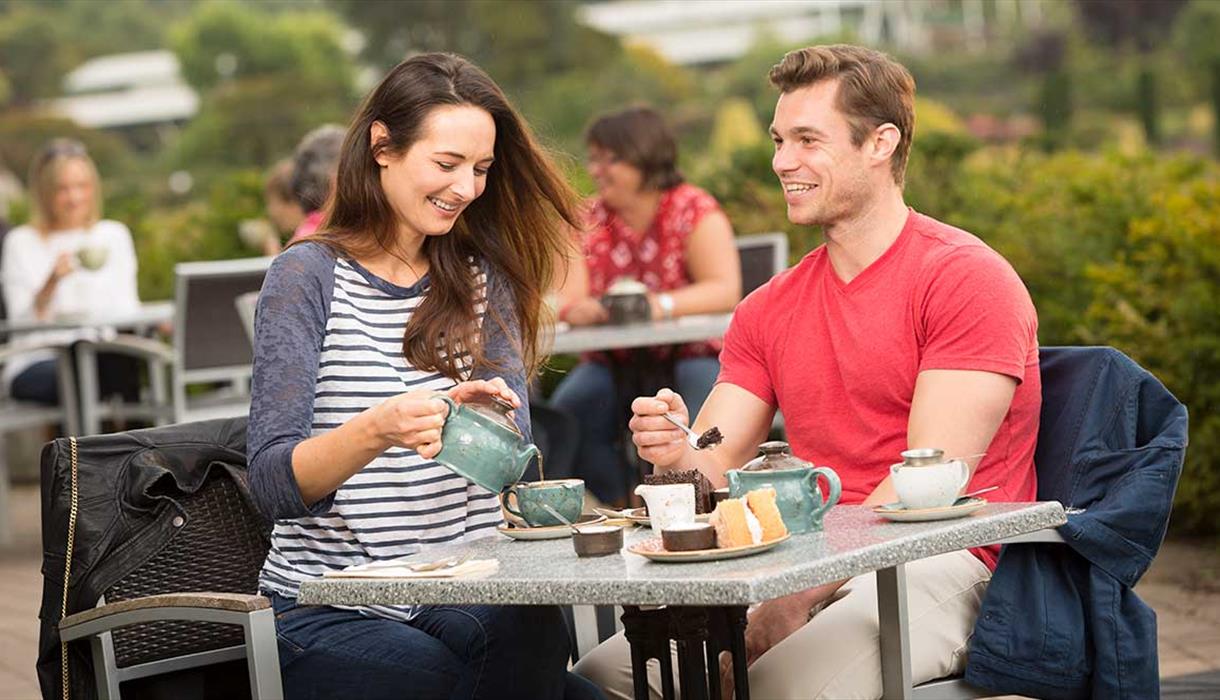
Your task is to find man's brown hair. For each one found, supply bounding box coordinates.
[769,44,915,186]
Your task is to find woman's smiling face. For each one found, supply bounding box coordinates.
[51,157,97,230]
[373,104,497,240]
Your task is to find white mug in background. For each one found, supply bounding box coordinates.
[890,459,970,510]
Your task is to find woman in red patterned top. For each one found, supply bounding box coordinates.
[552,107,740,504]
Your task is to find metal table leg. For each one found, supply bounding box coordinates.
[877,564,912,700]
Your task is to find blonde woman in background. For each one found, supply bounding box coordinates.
[0,139,141,405]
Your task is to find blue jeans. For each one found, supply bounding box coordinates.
[549,357,720,503]
[9,353,142,405]
[271,594,602,700]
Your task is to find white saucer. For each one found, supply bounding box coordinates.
[615,507,711,528]
[873,497,987,523]
[496,513,606,540]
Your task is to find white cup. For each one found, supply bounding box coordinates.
[889,460,970,510]
[634,483,696,531]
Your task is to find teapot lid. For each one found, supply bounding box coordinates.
[741,441,809,471]
[465,395,521,436]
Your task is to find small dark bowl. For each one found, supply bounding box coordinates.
[572,525,624,557]
[661,523,716,552]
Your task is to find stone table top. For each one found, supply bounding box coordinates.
[297,502,1066,608]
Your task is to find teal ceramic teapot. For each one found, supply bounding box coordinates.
[726,441,841,534]
[434,395,540,493]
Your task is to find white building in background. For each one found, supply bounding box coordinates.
[50,50,198,134]
[578,0,1045,67]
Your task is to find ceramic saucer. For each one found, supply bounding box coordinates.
[615,507,711,528]
[627,533,791,562]
[873,497,987,523]
[497,513,606,540]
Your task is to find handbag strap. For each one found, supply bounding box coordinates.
[60,437,79,700]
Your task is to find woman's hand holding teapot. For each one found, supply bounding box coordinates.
[372,390,449,459]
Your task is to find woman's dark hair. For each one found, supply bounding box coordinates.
[309,53,581,380]
[585,106,683,191]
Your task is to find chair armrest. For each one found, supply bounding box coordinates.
[59,592,271,641]
[993,528,1066,545]
[0,340,72,365]
[81,334,174,364]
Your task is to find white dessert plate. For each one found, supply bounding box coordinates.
[627,533,791,562]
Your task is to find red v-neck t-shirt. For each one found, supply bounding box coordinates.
[718,209,1040,569]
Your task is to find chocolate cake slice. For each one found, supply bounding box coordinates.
[643,469,715,514]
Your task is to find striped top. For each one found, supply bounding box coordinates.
[246,242,530,620]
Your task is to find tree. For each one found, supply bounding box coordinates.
[0,7,74,106]
[327,0,619,95]
[1073,0,1189,148]
[170,2,355,97]
[0,0,189,108]
[1174,0,1220,157]
[1016,31,1072,150]
[168,2,359,171]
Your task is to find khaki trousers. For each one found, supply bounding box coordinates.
[572,549,991,700]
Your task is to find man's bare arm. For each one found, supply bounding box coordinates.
[861,368,1018,505]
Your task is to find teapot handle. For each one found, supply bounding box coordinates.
[807,467,842,522]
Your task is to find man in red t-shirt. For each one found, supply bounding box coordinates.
[574,45,1040,699]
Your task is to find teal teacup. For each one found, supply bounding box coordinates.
[501,479,585,528]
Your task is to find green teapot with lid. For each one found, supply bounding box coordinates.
[726,441,841,534]
[433,395,540,493]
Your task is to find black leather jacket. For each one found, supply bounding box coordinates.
[37,418,256,700]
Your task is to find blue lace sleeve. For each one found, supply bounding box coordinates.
[247,242,337,520]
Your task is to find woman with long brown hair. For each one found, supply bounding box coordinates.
[246,53,602,700]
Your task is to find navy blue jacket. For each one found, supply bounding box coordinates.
[965,347,1188,699]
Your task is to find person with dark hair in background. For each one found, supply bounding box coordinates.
[259,159,305,255]
[287,123,345,243]
[550,106,741,505]
[247,53,604,700]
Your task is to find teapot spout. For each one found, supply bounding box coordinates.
[517,443,541,480]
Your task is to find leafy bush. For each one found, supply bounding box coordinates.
[132,169,265,301]
[1083,180,1220,533]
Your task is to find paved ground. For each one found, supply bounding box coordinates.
[2,483,1218,699]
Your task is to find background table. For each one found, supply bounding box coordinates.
[0,300,174,336]
[300,502,1067,699]
[549,313,732,355]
